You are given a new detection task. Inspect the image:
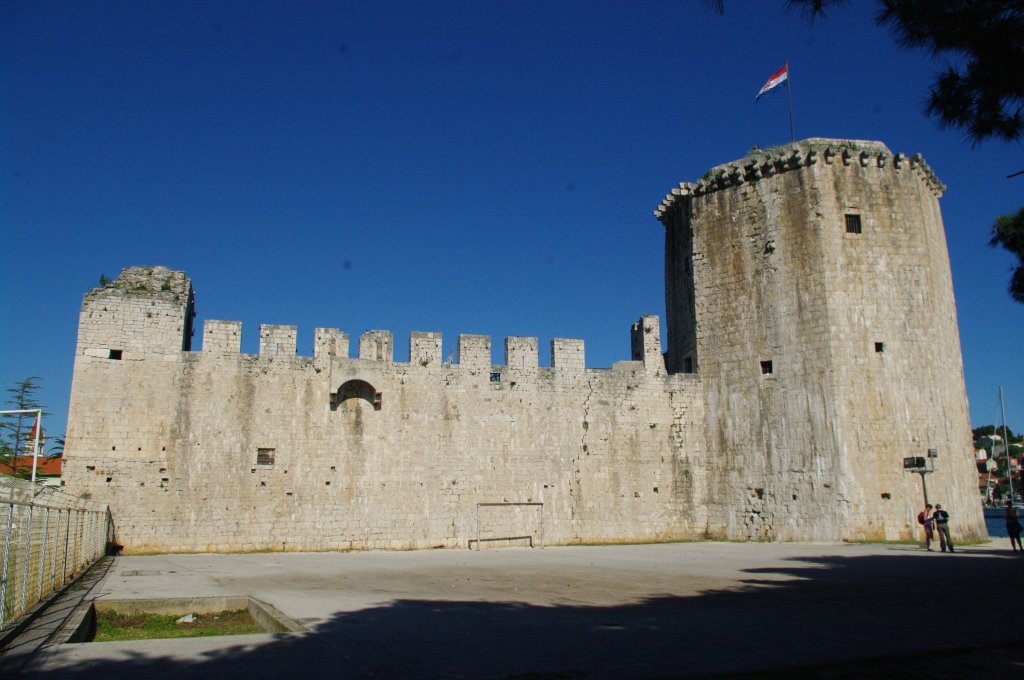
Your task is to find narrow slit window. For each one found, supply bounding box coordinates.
[845,214,862,234]
[256,448,275,466]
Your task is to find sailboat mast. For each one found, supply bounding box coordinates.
[1001,386,1013,502]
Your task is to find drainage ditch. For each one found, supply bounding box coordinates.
[54,596,306,644]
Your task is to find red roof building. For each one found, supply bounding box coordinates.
[0,456,62,478]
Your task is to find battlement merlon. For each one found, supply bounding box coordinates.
[505,336,539,373]
[411,331,443,366]
[458,334,491,371]
[552,338,585,371]
[82,267,659,374]
[631,315,665,375]
[359,330,394,362]
[315,328,349,359]
[194,320,602,373]
[260,324,297,356]
[203,320,241,354]
[652,138,946,224]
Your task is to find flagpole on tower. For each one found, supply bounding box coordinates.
[785,60,795,142]
[755,62,795,142]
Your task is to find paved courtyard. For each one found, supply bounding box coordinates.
[3,538,1023,678]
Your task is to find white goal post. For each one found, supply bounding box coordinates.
[472,501,544,550]
[0,409,44,483]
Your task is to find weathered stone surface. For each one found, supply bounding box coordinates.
[62,139,984,553]
[660,138,981,542]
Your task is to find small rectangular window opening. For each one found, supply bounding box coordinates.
[845,214,862,234]
[109,349,123,360]
[760,360,773,375]
[489,372,501,383]
[875,342,885,353]
[256,448,275,466]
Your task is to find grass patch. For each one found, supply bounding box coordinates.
[94,608,262,641]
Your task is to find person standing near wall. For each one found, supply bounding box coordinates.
[1004,502,1022,553]
[918,504,935,551]
[933,504,954,553]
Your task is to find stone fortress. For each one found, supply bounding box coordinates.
[63,138,985,554]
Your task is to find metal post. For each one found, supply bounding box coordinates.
[81,512,89,565]
[89,511,97,560]
[84,512,91,563]
[1,502,15,630]
[50,509,60,590]
[37,507,49,599]
[30,410,41,484]
[918,471,930,507]
[785,60,795,143]
[476,503,481,551]
[61,508,71,583]
[19,505,34,615]
[539,505,545,549]
[1001,386,1014,502]
[72,510,81,574]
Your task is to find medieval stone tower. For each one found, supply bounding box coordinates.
[656,138,979,541]
[62,138,985,553]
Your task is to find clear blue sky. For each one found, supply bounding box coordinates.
[2,1,1021,444]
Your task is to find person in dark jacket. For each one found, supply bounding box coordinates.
[1004,502,1023,553]
[933,504,953,553]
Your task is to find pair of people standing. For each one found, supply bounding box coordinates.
[919,504,954,552]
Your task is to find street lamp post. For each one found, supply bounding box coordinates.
[904,448,939,508]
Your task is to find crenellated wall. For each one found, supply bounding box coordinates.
[62,138,985,553]
[64,269,703,552]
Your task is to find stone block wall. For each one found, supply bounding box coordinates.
[63,310,700,552]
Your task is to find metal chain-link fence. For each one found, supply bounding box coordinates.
[1,476,109,631]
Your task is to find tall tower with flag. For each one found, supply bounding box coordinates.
[655,138,981,540]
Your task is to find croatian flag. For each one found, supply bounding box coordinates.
[756,64,788,100]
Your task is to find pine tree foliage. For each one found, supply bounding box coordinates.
[874,0,1024,145]
[991,208,1024,303]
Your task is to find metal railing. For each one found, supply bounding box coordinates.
[1,476,109,631]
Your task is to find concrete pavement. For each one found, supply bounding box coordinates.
[3,538,1023,678]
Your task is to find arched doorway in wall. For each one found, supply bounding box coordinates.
[330,379,382,412]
